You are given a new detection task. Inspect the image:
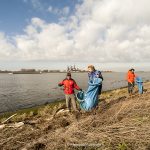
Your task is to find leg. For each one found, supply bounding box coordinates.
[130,84,133,94]
[139,83,143,94]
[137,83,140,94]
[98,84,102,100]
[128,82,133,94]
[70,94,78,111]
[65,95,71,111]
[132,82,135,93]
[98,84,102,95]
[128,82,131,94]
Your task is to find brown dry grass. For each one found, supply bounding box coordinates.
[0,82,150,150]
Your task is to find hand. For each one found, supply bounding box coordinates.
[79,89,82,91]
[58,84,62,87]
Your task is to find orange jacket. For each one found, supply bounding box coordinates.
[127,71,136,83]
[58,78,80,94]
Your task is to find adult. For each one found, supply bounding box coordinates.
[88,65,103,95]
[58,72,82,112]
[127,68,136,95]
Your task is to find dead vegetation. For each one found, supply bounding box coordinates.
[0,82,150,150]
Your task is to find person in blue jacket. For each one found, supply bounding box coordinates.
[136,76,143,94]
[87,65,103,95]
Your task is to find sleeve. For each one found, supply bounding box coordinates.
[73,80,81,90]
[127,73,129,81]
[127,73,132,83]
[58,80,64,86]
[127,72,130,82]
[88,73,91,79]
[98,71,103,81]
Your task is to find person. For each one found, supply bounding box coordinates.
[76,77,102,111]
[58,72,82,112]
[136,76,143,94]
[127,68,136,95]
[87,65,103,96]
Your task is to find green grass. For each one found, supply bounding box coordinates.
[0,100,65,122]
[0,87,126,122]
[117,142,128,150]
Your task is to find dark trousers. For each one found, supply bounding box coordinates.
[128,82,134,94]
[98,84,102,95]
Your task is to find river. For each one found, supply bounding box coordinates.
[0,72,150,113]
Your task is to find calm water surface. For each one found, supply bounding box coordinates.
[0,72,150,113]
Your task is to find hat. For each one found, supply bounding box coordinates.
[130,68,135,71]
[67,72,71,76]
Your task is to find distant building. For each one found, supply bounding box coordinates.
[67,65,81,72]
[42,70,49,73]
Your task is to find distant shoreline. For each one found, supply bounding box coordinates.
[0,71,114,74]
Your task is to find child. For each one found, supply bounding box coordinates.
[58,72,82,112]
[136,77,143,94]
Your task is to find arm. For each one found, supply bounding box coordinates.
[99,72,103,81]
[97,71,103,81]
[58,80,64,87]
[88,72,91,80]
[127,73,132,83]
[73,80,81,90]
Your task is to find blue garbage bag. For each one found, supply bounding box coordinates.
[76,78,102,111]
[136,77,143,94]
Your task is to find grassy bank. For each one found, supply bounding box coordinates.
[0,100,66,122]
[0,86,127,123]
[0,82,150,150]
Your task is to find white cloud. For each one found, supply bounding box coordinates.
[1,0,150,64]
[0,33,16,60]
[48,6,70,16]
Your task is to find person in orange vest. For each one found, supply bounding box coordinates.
[127,68,136,95]
[58,72,82,112]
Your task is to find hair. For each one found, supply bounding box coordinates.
[66,72,71,76]
[130,68,135,71]
[88,65,95,71]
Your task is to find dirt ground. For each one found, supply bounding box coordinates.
[0,82,150,150]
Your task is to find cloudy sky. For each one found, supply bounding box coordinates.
[0,0,150,71]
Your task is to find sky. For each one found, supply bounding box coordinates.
[0,0,150,71]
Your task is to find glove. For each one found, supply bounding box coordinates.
[79,89,82,91]
[58,84,62,87]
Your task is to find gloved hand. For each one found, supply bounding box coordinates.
[58,84,62,87]
[79,89,82,91]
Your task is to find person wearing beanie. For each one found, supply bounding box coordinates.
[127,68,136,95]
[58,72,82,112]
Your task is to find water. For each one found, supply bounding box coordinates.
[0,72,150,113]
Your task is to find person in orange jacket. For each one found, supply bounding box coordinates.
[127,68,136,95]
[58,72,82,112]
